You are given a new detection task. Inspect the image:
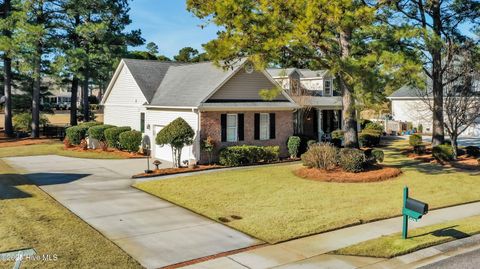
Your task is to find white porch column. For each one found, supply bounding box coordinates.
[317,108,323,141]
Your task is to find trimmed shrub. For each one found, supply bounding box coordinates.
[13,112,50,132]
[119,130,142,152]
[465,146,480,158]
[359,129,382,147]
[414,145,426,155]
[409,134,423,147]
[219,145,279,166]
[359,119,372,130]
[287,136,301,158]
[432,144,454,162]
[104,126,131,148]
[372,149,384,163]
[65,125,89,145]
[87,124,115,141]
[301,143,338,170]
[79,121,100,128]
[156,117,195,167]
[338,148,366,173]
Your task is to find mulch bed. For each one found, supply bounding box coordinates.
[0,138,59,148]
[63,146,145,158]
[132,165,223,178]
[404,148,480,171]
[294,165,402,183]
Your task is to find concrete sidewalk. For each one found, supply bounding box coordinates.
[184,202,480,269]
[4,155,260,269]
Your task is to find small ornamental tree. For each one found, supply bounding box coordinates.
[155,117,195,167]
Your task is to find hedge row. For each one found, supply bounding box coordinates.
[219,145,279,166]
[65,122,141,152]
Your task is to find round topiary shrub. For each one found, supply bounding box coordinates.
[372,149,384,163]
[104,126,131,148]
[364,122,384,133]
[287,136,301,159]
[79,121,100,128]
[87,124,115,141]
[65,125,89,145]
[432,144,454,162]
[119,130,142,152]
[409,134,423,147]
[301,143,338,170]
[359,130,381,147]
[156,117,195,167]
[338,148,366,173]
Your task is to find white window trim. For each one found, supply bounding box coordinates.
[226,113,238,142]
[324,80,332,96]
[259,113,270,140]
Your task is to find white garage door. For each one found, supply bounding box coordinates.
[153,125,194,162]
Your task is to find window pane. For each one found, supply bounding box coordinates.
[227,115,237,127]
[260,114,269,140]
[227,127,236,142]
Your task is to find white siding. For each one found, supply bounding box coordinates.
[103,105,145,131]
[103,64,148,131]
[145,108,200,162]
[209,69,287,101]
[104,65,147,106]
[391,99,480,137]
[391,99,433,132]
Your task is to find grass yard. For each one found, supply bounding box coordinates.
[333,215,480,258]
[135,139,480,243]
[0,142,126,159]
[0,159,142,268]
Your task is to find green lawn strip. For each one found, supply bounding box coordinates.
[134,140,480,243]
[0,142,125,159]
[0,160,142,268]
[332,215,480,258]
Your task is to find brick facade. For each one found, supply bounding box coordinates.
[199,110,294,163]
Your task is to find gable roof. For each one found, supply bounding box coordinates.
[266,68,329,79]
[122,59,186,102]
[266,68,298,78]
[149,60,246,107]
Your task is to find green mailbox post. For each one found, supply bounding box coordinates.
[402,186,428,239]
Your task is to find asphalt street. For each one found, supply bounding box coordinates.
[419,248,480,269]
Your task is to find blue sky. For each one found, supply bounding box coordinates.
[126,0,220,58]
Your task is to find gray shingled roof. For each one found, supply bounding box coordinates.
[266,68,298,78]
[389,79,432,98]
[149,59,246,107]
[123,59,186,102]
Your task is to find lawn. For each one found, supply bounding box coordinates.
[0,159,142,268]
[333,215,480,258]
[0,142,126,159]
[134,139,480,243]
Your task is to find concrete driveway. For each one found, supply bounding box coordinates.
[5,155,260,269]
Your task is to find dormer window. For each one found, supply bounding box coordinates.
[324,80,332,96]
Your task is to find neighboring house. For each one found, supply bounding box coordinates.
[267,68,343,140]
[102,59,300,163]
[388,85,480,137]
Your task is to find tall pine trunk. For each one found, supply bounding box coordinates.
[430,0,444,146]
[70,76,78,125]
[82,73,89,122]
[339,29,358,148]
[2,0,13,137]
[31,51,41,138]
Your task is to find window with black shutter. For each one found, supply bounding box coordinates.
[221,114,227,142]
[254,113,260,140]
[140,112,145,133]
[238,113,244,141]
[269,113,276,139]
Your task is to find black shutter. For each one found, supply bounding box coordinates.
[238,114,244,141]
[269,113,276,139]
[221,114,227,142]
[254,113,260,140]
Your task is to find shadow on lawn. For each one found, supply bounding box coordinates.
[411,225,470,240]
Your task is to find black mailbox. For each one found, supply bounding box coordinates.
[405,197,428,215]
